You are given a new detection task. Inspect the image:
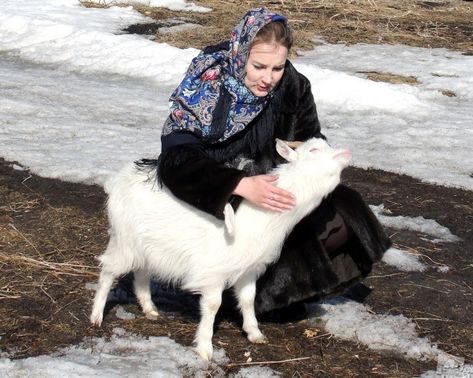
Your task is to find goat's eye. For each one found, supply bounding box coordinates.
[310,148,318,152]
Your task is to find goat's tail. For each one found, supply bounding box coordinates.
[223,203,236,237]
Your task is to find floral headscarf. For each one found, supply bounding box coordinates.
[161,8,287,143]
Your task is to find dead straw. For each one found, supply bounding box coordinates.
[225,356,311,367]
[0,251,98,278]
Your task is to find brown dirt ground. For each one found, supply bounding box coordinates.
[2,1,473,377]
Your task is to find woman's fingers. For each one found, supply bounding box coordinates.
[261,174,279,183]
[262,181,296,211]
[233,175,296,212]
[264,194,292,210]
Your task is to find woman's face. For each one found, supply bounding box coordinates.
[244,42,288,97]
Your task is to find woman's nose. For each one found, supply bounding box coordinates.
[262,70,272,84]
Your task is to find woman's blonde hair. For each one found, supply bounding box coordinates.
[252,21,293,50]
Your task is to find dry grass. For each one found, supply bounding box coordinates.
[80,1,473,55]
[80,1,473,88]
[357,71,420,85]
[0,196,102,292]
[0,164,107,357]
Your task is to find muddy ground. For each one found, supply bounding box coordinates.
[1,0,473,377]
[1,159,472,377]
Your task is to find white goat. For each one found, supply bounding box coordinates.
[90,138,351,360]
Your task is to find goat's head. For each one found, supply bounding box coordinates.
[276,138,352,174]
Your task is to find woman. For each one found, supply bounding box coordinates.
[150,8,390,315]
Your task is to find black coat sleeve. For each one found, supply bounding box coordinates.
[158,139,246,220]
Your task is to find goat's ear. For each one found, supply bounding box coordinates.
[276,139,298,162]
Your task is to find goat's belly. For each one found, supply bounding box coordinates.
[182,246,280,292]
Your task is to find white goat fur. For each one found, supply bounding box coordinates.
[90,138,351,360]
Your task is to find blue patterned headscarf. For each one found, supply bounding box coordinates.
[161,8,287,143]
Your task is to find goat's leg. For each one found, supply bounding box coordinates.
[90,268,117,327]
[194,286,223,361]
[233,276,267,344]
[134,270,159,318]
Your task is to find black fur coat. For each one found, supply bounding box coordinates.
[154,54,391,314]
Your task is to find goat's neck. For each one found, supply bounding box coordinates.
[234,163,337,251]
[275,162,335,210]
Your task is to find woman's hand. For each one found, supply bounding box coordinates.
[233,175,296,212]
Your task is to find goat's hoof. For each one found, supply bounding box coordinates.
[194,344,213,361]
[145,310,159,320]
[248,332,268,344]
[90,313,103,327]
